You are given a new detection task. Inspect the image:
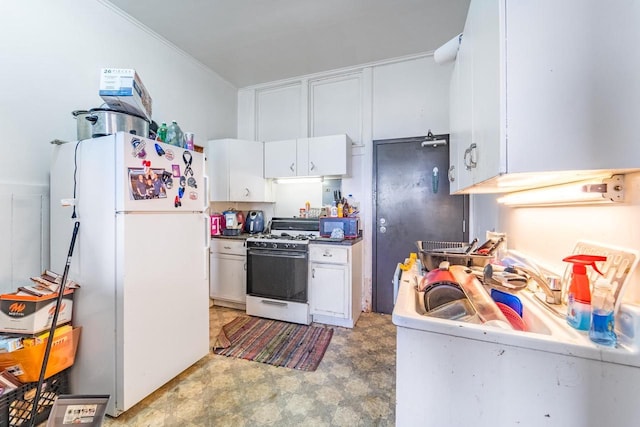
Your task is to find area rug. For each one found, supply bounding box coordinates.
[212,316,333,371]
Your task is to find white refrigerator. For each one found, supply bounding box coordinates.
[50,132,210,416]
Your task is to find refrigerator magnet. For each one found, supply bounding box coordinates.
[187,177,197,188]
[131,138,147,158]
[189,191,198,200]
[172,165,181,177]
[162,171,173,189]
[174,195,181,208]
[164,149,174,161]
[154,143,165,156]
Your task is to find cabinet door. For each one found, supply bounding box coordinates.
[264,139,297,178]
[210,253,246,303]
[206,140,230,201]
[228,140,267,201]
[456,4,478,191]
[309,262,348,318]
[469,0,502,185]
[448,60,473,193]
[306,135,351,177]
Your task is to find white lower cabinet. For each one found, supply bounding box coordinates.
[210,239,246,309]
[309,241,362,328]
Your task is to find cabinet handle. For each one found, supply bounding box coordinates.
[244,262,247,271]
[312,268,315,278]
[323,252,333,257]
[310,161,316,171]
[448,165,455,182]
[244,187,250,197]
[223,245,231,250]
[289,163,295,172]
[463,143,477,171]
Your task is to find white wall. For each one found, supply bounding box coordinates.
[0,0,237,290]
[472,173,640,304]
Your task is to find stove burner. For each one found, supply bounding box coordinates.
[249,233,316,241]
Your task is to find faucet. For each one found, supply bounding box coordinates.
[515,266,562,305]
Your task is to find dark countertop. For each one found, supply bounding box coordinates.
[211,234,250,241]
[211,235,363,245]
[309,236,363,246]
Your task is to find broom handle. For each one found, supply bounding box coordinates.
[29,221,80,427]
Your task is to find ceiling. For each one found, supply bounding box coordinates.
[106,0,470,88]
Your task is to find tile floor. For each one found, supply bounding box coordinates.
[100,306,397,426]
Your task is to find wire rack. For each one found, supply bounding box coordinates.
[417,241,468,252]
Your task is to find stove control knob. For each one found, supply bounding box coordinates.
[261,242,268,248]
[272,243,278,249]
[290,244,296,250]
[284,243,290,248]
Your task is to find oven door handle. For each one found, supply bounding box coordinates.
[248,249,307,259]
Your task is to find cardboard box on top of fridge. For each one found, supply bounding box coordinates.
[0,290,75,335]
[99,68,152,121]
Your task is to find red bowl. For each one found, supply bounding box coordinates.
[495,302,527,331]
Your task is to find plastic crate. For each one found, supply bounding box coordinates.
[0,368,69,426]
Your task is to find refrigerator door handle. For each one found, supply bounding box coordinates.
[204,214,211,279]
[203,174,210,211]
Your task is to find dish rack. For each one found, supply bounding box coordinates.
[418,241,468,251]
[562,240,639,312]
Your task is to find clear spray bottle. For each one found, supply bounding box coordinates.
[589,278,617,346]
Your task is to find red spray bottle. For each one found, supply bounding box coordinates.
[562,254,607,331]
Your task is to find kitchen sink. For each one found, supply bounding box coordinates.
[409,271,567,337]
[394,264,640,426]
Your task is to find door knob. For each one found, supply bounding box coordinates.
[379,226,387,233]
[379,217,387,225]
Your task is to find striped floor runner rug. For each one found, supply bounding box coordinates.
[212,316,334,371]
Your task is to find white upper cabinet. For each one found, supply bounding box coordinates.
[450,0,640,193]
[264,139,298,178]
[205,139,272,202]
[264,135,352,178]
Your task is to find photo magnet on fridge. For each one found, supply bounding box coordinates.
[129,168,168,200]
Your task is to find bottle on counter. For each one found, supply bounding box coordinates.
[337,202,344,218]
[184,132,195,150]
[330,202,338,217]
[166,120,183,146]
[563,254,607,331]
[589,278,617,346]
[347,193,360,216]
[156,122,168,142]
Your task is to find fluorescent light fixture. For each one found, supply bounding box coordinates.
[274,177,323,184]
[497,175,625,207]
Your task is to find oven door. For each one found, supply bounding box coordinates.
[246,248,308,302]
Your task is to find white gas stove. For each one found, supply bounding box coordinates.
[245,217,319,325]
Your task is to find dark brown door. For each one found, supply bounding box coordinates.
[373,135,469,314]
